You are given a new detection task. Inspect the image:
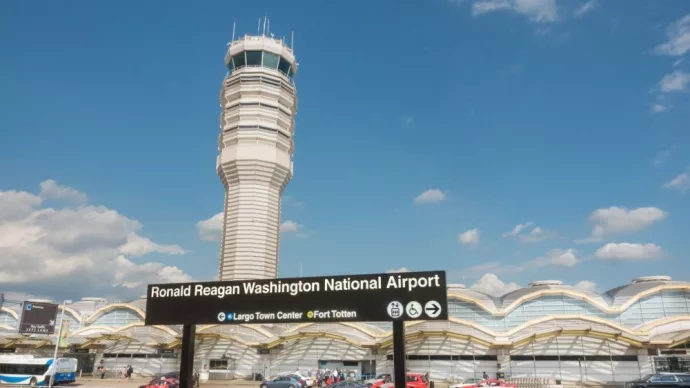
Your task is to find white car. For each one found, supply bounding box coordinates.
[450,378,484,388]
[293,371,314,387]
[364,374,392,387]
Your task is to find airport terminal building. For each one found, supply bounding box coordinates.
[1,276,689,383]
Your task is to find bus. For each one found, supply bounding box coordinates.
[0,355,77,386]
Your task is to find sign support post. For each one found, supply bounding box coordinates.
[179,324,196,388]
[48,301,69,388]
[392,321,406,388]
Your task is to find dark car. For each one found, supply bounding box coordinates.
[330,382,367,388]
[261,375,303,388]
[626,373,690,388]
[285,374,308,388]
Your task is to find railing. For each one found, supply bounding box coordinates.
[229,34,294,53]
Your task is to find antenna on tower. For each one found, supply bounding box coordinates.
[267,18,270,36]
[257,18,261,35]
[263,16,267,36]
[291,31,295,50]
[231,21,236,42]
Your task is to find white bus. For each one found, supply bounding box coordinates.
[0,355,77,386]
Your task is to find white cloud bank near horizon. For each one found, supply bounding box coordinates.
[0,180,190,300]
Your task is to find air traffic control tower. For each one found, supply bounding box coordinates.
[216,22,298,281]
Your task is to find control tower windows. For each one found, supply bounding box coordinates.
[228,51,295,81]
[232,53,246,69]
[245,50,263,66]
[263,52,280,69]
[278,57,291,76]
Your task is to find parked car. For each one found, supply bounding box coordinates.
[625,373,690,388]
[331,382,367,388]
[144,377,179,388]
[261,375,304,388]
[406,373,432,388]
[364,374,392,388]
[475,380,517,388]
[380,373,433,388]
[450,378,483,388]
[285,373,309,388]
[293,371,315,387]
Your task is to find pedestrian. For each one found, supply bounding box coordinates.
[100,366,107,379]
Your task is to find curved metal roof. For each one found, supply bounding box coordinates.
[499,283,610,308]
[604,279,689,307]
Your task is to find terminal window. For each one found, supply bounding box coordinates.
[210,360,229,369]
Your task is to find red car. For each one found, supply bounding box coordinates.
[380,373,433,388]
[475,379,516,388]
[145,377,179,388]
[406,373,431,388]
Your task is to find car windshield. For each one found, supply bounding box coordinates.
[677,375,690,382]
[640,374,653,381]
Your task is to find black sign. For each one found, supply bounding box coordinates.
[18,301,58,334]
[0,348,16,353]
[145,271,448,325]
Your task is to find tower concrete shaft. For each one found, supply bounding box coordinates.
[217,34,298,281]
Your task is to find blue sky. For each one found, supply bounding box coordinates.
[1,0,689,299]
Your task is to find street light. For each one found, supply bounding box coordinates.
[48,300,72,388]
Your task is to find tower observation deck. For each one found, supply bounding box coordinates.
[216,26,298,281]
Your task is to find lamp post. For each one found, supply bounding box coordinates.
[48,300,72,388]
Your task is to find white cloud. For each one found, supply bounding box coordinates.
[662,172,690,193]
[502,222,533,237]
[0,181,190,300]
[119,233,187,256]
[413,189,446,204]
[387,267,410,273]
[595,242,663,261]
[519,226,556,243]
[526,248,579,268]
[401,116,415,126]
[577,206,667,243]
[574,0,597,18]
[654,14,690,57]
[0,191,43,220]
[196,212,223,241]
[574,280,597,292]
[280,220,303,233]
[472,0,558,23]
[470,273,521,297]
[653,148,673,167]
[660,70,690,92]
[458,228,479,245]
[39,179,87,203]
[651,104,670,114]
[503,222,554,243]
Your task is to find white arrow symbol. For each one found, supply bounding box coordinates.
[424,301,442,318]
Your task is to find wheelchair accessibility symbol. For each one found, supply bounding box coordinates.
[405,301,423,319]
